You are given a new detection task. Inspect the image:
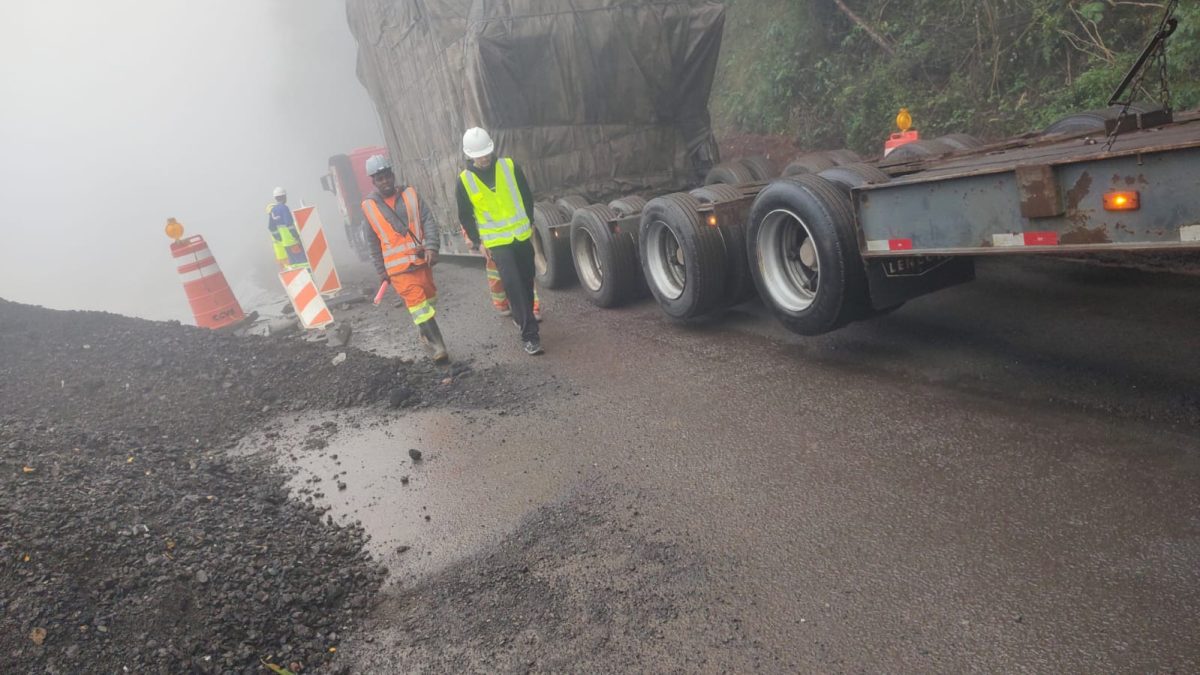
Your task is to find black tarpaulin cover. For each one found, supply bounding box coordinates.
[345,0,724,236]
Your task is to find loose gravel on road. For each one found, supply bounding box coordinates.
[0,298,498,674]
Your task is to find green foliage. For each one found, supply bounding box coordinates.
[712,0,1200,154]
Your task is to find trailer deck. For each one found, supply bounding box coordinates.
[854,111,1200,257]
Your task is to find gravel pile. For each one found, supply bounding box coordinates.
[0,298,467,673]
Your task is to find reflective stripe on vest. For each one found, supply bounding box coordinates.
[459,158,532,249]
[362,187,425,275]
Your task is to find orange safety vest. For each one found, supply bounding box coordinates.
[362,187,426,275]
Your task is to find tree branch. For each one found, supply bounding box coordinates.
[831,0,897,56]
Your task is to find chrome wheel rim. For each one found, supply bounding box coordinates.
[645,219,686,300]
[531,227,548,277]
[758,208,819,312]
[574,228,604,292]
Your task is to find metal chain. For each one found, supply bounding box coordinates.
[1159,14,1172,113]
[1105,0,1178,150]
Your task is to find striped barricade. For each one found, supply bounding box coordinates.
[279,268,334,329]
[293,206,342,295]
[170,235,246,330]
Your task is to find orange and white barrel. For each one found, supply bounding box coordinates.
[293,206,342,296]
[279,268,334,329]
[171,235,246,330]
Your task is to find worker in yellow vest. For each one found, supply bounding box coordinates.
[456,127,543,356]
[361,155,449,363]
[267,187,309,271]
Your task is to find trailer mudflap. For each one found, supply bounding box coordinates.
[865,256,975,310]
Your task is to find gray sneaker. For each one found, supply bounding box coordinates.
[523,340,544,356]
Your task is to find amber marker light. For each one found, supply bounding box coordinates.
[707,214,719,227]
[1103,191,1140,211]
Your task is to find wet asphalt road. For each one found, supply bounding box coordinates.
[281,255,1200,672]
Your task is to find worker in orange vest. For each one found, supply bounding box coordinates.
[468,229,542,320]
[361,155,449,363]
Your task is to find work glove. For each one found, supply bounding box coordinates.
[426,250,439,267]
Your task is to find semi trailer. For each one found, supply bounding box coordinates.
[551,103,1199,336]
[343,1,1196,337]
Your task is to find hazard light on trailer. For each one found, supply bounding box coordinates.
[1104,191,1140,211]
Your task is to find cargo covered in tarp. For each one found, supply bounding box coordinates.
[345,0,725,250]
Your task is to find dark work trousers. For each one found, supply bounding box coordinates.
[488,238,539,342]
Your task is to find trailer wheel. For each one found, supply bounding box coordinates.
[555,195,590,217]
[816,163,891,193]
[1042,103,1153,135]
[571,204,641,308]
[879,139,954,167]
[704,161,756,186]
[739,155,777,181]
[747,175,869,335]
[533,201,576,289]
[689,184,753,304]
[608,196,648,217]
[639,193,728,319]
[936,133,983,151]
[825,149,863,166]
[782,153,836,176]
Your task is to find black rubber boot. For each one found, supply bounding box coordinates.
[419,319,449,364]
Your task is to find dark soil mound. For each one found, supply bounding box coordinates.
[0,299,464,673]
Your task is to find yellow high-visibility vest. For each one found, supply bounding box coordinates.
[459,158,532,249]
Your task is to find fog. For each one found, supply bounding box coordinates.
[0,1,381,321]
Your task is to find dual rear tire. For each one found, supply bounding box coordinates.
[571,204,645,308]
[532,201,576,289]
[746,175,871,335]
[639,193,730,319]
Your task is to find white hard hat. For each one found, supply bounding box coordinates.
[365,154,392,177]
[462,127,495,159]
[272,186,286,198]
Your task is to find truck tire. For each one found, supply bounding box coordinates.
[782,153,836,176]
[555,195,590,216]
[739,155,776,181]
[1042,103,1153,135]
[747,175,869,335]
[704,161,756,186]
[816,163,891,192]
[608,196,648,217]
[328,153,373,263]
[639,193,728,319]
[689,184,753,305]
[879,139,954,167]
[533,201,576,289]
[936,133,983,151]
[571,204,642,308]
[825,149,863,166]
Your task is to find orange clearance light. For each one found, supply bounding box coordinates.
[1103,191,1140,211]
[707,214,719,227]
